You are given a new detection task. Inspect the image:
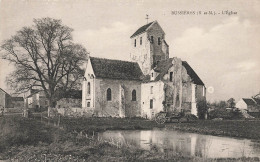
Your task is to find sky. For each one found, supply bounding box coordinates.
[0,0,259,102]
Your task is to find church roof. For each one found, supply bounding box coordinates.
[90,57,143,81]
[130,21,154,38]
[153,58,204,85]
[182,61,204,85]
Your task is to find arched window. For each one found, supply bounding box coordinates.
[87,82,91,94]
[132,90,136,101]
[107,88,112,101]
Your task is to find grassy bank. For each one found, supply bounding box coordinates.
[59,116,165,133]
[166,120,260,139]
[1,116,260,161]
[44,115,260,140]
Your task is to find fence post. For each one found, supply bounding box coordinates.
[58,115,60,126]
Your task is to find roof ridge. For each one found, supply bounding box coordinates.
[0,88,10,95]
[130,21,154,38]
[90,56,138,64]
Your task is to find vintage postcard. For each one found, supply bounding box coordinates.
[0,0,260,161]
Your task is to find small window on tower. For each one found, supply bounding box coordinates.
[140,37,142,45]
[170,72,173,82]
[87,102,90,107]
[150,86,153,94]
[158,37,161,45]
[150,99,153,109]
[134,39,136,47]
[151,36,154,43]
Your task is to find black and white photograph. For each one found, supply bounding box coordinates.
[0,0,260,161]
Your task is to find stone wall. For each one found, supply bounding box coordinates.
[130,32,152,75]
[94,78,142,117]
[147,22,168,65]
[195,85,206,102]
[141,81,164,119]
[0,90,13,108]
[0,90,5,108]
[56,98,82,108]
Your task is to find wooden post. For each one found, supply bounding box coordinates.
[58,115,60,126]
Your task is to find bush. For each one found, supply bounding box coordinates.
[197,99,207,119]
[209,108,242,119]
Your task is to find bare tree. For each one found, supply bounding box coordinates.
[1,17,88,109]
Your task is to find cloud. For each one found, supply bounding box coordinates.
[171,17,260,101]
[73,22,135,60]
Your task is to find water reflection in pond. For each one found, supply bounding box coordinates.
[99,129,260,158]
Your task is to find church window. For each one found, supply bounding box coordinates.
[158,37,161,45]
[132,90,136,101]
[140,37,142,45]
[107,88,112,101]
[87,82,91,94]
[150,86,153,94]
[170,72,173,82]
[87,102,90,107]
[151,73,153,77]
[134,39,136,47]
[150,99,153,109]
[151,36,154,43]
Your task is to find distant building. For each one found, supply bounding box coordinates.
[11,97,24,108]
[24,89,48,110]
[0,88,13,108]
[236,98,260,112]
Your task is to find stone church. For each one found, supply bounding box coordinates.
[82,21,206,119]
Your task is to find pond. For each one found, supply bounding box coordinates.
[99,129,260,158]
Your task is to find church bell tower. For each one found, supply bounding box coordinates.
[130,20,169,75]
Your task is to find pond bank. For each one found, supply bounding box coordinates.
[165,120,260,140]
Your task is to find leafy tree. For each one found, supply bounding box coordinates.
[1,18,88,109]
[227,98,235,108]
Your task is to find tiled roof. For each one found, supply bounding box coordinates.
[130,22,154,38]
[182,61,204,85]
[153,58,204,85]
[243,98,256,106]
[254,98,260,105]
[0,88,11,96]
[90,57,143,81]
[12,97,24,101]
[63,90,82,99]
